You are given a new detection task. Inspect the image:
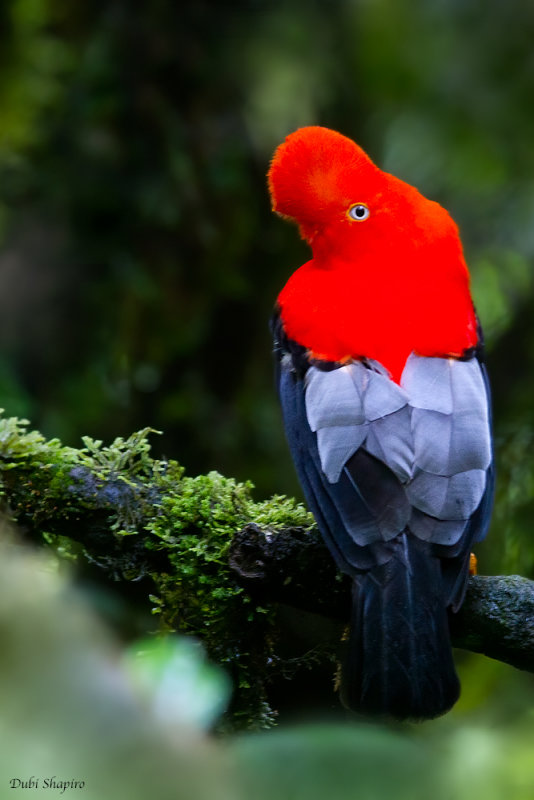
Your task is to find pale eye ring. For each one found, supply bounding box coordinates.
[348,203,370,221]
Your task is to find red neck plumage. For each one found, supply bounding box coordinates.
[278,243,478,384]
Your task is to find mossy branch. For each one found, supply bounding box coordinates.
[229,524,534,673]
[0,414,315,730]
[0,413,533,729]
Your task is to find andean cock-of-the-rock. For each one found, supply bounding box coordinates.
[268,125,494,720]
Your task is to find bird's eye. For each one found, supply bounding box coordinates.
[348,203,370,221]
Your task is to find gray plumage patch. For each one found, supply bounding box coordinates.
[305,365,367,430]
[305,362,409,482]
[364,407,414,483]
[405,468,487,520]
[359,367,408,420]
[408,509,468,546]
[401,354,455,413]
[411,407,491,476]
[304,354,491,546]
[316,424,367,481]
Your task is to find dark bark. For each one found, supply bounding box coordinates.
[229,523,534,674]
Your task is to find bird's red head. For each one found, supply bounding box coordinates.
[268,125,461,263]
[268,126,478,381]
[268,126,378,243]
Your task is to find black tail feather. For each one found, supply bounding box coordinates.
[341,534,460,721]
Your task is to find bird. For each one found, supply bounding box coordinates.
[268,125,494,720]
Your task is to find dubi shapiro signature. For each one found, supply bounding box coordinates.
[9,777,85,794]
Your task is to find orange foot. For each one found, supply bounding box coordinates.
[469,552,478,575]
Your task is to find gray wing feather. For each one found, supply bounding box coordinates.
[317,425,367,483]
[406,468,487,520]
[411,409,452,476]
[364,407,414,482]
[361,368,409,420]
[450,357,491,414]
[412,407,491,476]
[449,408,491,471]
[401,355,454,413]
[305,365,366,429]
[409,510,469,546]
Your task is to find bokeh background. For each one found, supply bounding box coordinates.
[2,0,534,796]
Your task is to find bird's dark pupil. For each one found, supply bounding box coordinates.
[356,206,365,217]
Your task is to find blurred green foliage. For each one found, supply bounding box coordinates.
[0,531,234,800]
[124,635,232,731]
[1,0,534,792]
[1,534,534,799]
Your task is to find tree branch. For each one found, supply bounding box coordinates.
[1,413,533,719]
[229,523,534,673]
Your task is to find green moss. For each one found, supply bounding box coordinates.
[0,411,316,730]
[144,470,314,730]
